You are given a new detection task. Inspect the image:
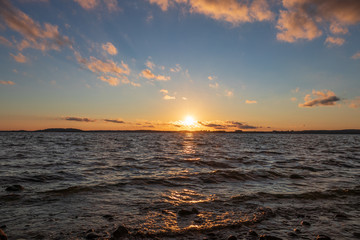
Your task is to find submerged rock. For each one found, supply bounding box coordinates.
[5,185,24,192]
[248,230,258,237]
[0,229,7,240]
[178,207,199,216]
[86,232,100,239]
[301,220,311,226]
[259,235,282,240]
[316,235,331,240]
[103,214,114,221]
[112,225,128,239]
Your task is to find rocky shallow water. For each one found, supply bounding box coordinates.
[0,132,359,239]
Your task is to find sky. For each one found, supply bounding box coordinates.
[0,0,359,131]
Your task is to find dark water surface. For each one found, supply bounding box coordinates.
[0,132,359,239]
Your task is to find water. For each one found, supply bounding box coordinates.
[0,132,359,239]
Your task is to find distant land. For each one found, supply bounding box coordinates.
[1,128,360,134]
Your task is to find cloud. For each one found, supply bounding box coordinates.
[209,82,219,89]
[225,90,233,97]
[0,80,15,85]
[245,100,257,104]
[74,0,99,10]
[160,89,175,100]
[182,97,187,100]
[148,0,274,24]
[102,42,117,55]
[0,36,12,46]
[198,120,258,130]
[170,64,181,72]
[75,52,138,86]
[64,116,96,122]
[104,0,120,12]
[291,97,297,101]
[0,0,71,51]
[104,119,125,124]
[163,95,176,100]
[349,97,360,109]
[325,36,345,46]
[276,0,360,43]
[299,89,340,107]
[145,60,156,70]
[208,76,214,80]
[140,69,170,81]
[10,52,27,63]
[352,52,360,60]
[149,0,170,11]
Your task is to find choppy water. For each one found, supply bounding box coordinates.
[0,132,359,239]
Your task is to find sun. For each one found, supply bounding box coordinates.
[184,116,196,127]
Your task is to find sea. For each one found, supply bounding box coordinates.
[0,132,359,239]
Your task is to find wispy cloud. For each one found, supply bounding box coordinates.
[160,89,168,94]
[225,90,234,97]
[102,42,117,55]
[349,97,360,109]
[209,82,219,89]
[10,52,27,63]
[64,116,96,122]
[0,0,71,51]
[75,52,139,87]
[0,36,12,46]
[299,90,340,107]
[0,80,15,85]
[145,59,156,70]
[140,69,170,81]
[245,100,257,104]
[170,64,182,72]
[352,52,360,60]
[104,119,125,124]
[325,36,345,47]
[74,0,120,12]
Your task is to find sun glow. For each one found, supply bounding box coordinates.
[184,116,196,127]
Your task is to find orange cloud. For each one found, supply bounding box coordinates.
[163,95,176,100]
[140,69,170,81]
[299,90,340,107]
[0,0,71,51]
[349,97,360,109]
[148,0,273,24]
[0,80,15,85]
[10,52,27,63]
[225,90,233,97]
[74,0,99,10]
[145,60,156,70]
[352,52,360,60]
[75,52,139,87]
[277,0,360,43]
[245,100,257,104]
[325,36,345,46]
[0,36,12,46]
[102,42,117,55]
[160,89,168,94]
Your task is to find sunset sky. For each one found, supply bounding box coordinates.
[0,0,360,131]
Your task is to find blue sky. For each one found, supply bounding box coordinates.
[0,0,360,131]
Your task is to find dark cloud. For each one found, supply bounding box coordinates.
[64,117,95,122]
[198,121,258,130]
[104,119,125,124]
[226,121,258,129]
[299,90,340,107]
